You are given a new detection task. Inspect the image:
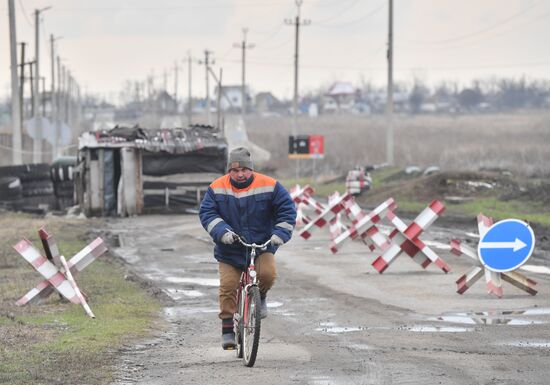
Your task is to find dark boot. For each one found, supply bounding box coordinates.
[222,332,236,350]
[221,318,236,350]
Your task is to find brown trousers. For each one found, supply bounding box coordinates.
[218,252,277,320]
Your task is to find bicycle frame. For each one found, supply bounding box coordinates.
[228,231,270,366]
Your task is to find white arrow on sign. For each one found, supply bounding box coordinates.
[479,238,527,252]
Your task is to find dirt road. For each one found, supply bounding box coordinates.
[106,214,550,385]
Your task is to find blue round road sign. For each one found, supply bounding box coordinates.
[478,219,535,272]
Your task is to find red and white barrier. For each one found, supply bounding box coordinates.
[345,168,372,196]
[14,228,108,316]
[295,203,311,227]
[451,214,537,297]
[299,193,353,240]
[383,205,450,272]
[60,255,95,318]
[291,185,323,227]
[330,198,396,254]
[290,184,314,203]
[371,200,450,274]
[328,192,347,240]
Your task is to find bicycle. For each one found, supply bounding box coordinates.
[227,231,271,367]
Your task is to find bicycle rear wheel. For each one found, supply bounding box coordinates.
[235,314,244,358]
[242,285,261,367]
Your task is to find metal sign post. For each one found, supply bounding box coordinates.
[451,214,537,297]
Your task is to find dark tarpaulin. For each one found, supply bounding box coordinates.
[142,146,227,176]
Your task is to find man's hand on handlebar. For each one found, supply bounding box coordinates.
[221,232,238,245]
[225,230,271,249]
[270,234,284,246]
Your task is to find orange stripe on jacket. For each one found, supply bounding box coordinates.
[210,172,276,191]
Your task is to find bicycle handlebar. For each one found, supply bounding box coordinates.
[226,230,271,250]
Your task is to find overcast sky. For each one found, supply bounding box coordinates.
[1,0,548,103]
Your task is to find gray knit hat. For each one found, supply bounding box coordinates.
[227,147,254,171]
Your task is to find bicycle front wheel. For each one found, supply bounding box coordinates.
[242,285,261,367]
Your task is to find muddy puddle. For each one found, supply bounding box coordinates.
[163,306,218,319]
[423,307,550,326]
[500,340,550,349]
[400,325,474,333]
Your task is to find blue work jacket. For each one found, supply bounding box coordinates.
[199,172,296,269]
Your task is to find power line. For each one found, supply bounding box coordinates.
[401,7,550,50]
[313,0,361,24]
[256,36,293,51]
[16,0,33,27]
[405,1,543,45]
[313,2,385,28]
[51,2,294,12]
[217,58,550,72]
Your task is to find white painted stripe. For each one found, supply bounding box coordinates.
[370,231,389,249]
[414,207,437,229]
[450,242,478,262]
[20,245,41,264]
[381,243,402,263]
[26,287,40,300]
[464,266,484,283]
[68,245,92,270]
[56,280,79,303]
[36,261,59,280]
[418,244,440,263]
[520,265,550,275]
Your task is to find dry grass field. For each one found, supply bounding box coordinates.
[244,111,550,178]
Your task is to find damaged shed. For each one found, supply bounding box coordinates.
[76,125,227,216]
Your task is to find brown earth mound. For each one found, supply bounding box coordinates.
[361,170,538,206]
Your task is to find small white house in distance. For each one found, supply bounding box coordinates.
[215,85,249,111]
[323,81,356,113]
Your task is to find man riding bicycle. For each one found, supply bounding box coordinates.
[199,147,296,350]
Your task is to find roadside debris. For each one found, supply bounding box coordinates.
[345,166,372,196]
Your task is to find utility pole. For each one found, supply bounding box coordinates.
[234,28,254,121]
[18,42,26,131]
[33,6,52,163]
[285,0,310,179]
[50,34,58,160]
[386,0,394,166]
[66,71,72,129]
[56,56,62,136]
[8,0,22,164]
[174,61,179,110]
[208,66,235,134]
[41,77,46,115]
[199,50,214,126]
[187,51,193,126]
[216,68,223,131]
[29,61,35,117]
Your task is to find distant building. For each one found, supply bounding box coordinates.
[365,90,409,113]
[323,82,356,113]
[215,85,249,112]
[255,92,283,115]
[154,90,178,113]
